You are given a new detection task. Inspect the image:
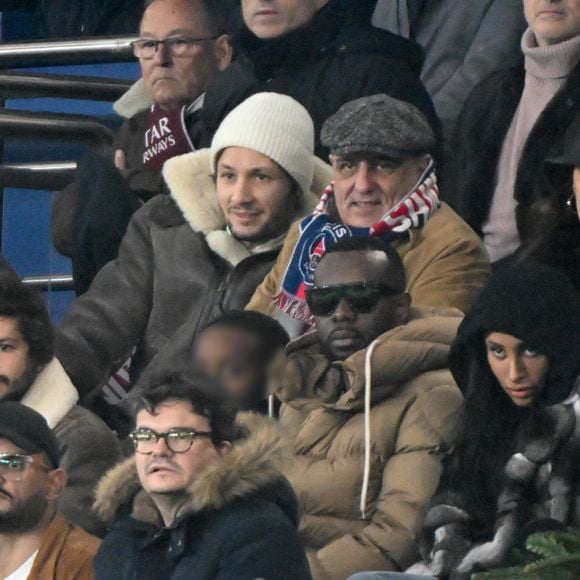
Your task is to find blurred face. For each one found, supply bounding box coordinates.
[574,167,580,219]
[485,332,550,407]
[242,0,329,39]
[313,250,410,361]
[0,317,32,401]
[0,438,64,533]
[135,400,228,496]
[139,0,231,109]
[330,153,430,228]
[193,327,267,408]
[216,147,297,246]
[524,0,580,46]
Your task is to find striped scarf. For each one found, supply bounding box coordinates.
[274,163,440,325]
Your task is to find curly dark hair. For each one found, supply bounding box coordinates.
[0,273,54,371]
[132,369,238,444]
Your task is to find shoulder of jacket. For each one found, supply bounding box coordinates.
[330,25,424,71]
[137,194,186,228]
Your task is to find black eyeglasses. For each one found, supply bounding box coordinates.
[305,282,402,317]
[131,35,218,59]
[129,428,213,454]
[0,453,50,482]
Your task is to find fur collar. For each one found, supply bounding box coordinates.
[94,413,289,526]
[162,149,333,266]
[21,358,79,429]
[113,79,152,119]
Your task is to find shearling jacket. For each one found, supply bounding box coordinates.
[247,202,490,319]
[93,414,312,580]
[21,358,122,537]
[277,308,464,579]
[54,149,332,399]
[26,513,100,579]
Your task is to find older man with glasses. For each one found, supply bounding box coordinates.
[0,402,100,579]
[272,236,464,580]
[52,0,233,295]
[92,370,312,580]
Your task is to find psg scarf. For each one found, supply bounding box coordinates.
[274,162,440,325]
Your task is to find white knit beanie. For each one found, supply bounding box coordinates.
[210,93,315,195]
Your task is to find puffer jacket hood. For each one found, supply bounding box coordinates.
[450,262,580,403]
[94,413,297,527]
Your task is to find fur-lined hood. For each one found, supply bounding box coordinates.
[94,413,293,526]
[161,148,332,267]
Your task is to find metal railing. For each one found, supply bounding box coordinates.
[21,274,74,291]
[0,36,136,67]
[0,161,77,189]
[0,109,115,146]
[0,72,133,101]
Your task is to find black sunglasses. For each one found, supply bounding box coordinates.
[305,282,402,317]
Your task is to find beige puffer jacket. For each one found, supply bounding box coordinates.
[277,307,464,580]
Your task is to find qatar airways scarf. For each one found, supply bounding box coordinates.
[142,104,195,173]
[274,163,440,325]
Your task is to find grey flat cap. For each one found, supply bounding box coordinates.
[321,94,435,157]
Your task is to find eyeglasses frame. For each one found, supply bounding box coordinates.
[131,35,219,59]
[129,427,213,454]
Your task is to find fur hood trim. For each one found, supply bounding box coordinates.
[21,358,79,429]
[162,149,333,234]
[162,149,332,266]
[94,413,289,525]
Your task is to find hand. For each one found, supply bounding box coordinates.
[455,540,506,574]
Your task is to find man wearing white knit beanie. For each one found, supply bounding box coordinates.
[447,0,580,266]
[54,93,332,415]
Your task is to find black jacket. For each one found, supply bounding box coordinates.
[93,414,312,580]
[446,59,580,239]
[200,0,440,159]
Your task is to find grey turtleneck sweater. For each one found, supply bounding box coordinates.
[483,29,580,262]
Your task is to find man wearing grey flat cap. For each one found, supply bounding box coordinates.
[248,94,490,337]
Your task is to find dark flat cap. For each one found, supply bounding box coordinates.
[0,402,60,467]
[321,94,435,158]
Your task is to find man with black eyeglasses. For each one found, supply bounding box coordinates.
[92,370,312,579]
[0,402,100,579]
[52,0,233,294]
[272,236,464,579]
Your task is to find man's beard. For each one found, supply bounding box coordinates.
[0,363,41,403]
[227,212,293,246]
[0,489,48,533]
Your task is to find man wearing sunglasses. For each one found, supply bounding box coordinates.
[0,402,100,579]
[52,0,233,294]
[274,236,463,579]
[93,371,311,579]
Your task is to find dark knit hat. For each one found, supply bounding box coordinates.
[0,402,60,467]
[450,262,580,402]
[321,94,435,158]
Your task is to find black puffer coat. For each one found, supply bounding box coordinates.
[93,414,312,580]
[200,0,440,159]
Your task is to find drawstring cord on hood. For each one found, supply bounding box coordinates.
[268,394,275,419]
[360,338,382,519]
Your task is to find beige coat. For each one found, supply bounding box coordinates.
[277,307,464,579]
[247,202,490,316]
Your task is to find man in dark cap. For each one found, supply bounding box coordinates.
[248,94,490,336]
[0,402,100,579]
